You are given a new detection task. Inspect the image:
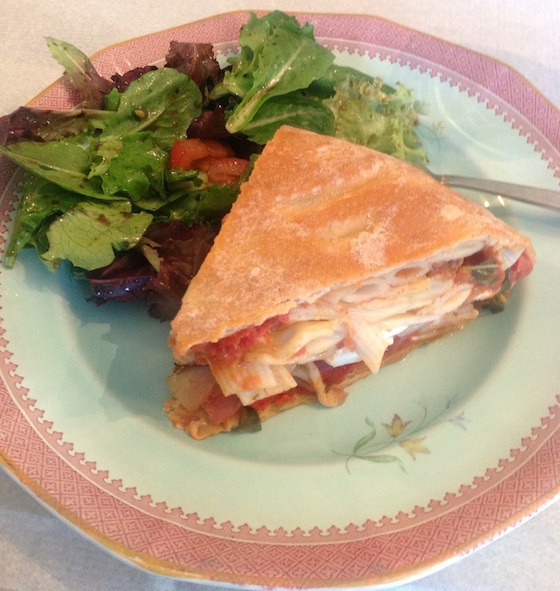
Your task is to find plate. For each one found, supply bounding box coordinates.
[1,11,559,590]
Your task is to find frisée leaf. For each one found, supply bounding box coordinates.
[324,68,429,163]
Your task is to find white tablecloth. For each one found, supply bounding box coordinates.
[1,1,559,590]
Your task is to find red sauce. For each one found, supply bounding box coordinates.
[508,250,534,283]
[200,314,290,364]
[201,385,242,424]
[251,386,308,412]
[314,360,362,385]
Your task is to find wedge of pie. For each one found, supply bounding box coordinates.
[165,126,535,439]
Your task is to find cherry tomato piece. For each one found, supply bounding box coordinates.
[196,156,250,186]
[168,138,234,170]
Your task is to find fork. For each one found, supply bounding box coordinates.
[422,168,560,212]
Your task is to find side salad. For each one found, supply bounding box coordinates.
[0,10,428,320]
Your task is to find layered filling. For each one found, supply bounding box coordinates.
[166,243,533,436]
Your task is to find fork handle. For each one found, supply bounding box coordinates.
[439,175,560,212]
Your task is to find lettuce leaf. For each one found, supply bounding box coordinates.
[95,68,202,148]
[0,68,202,201]
[210,11,428,155]
[0,138,108,199]
[159,182,239,225]
[4,174,80,267]
[41,200,153,271]
[90,132,168,206]
[1,67,203,271]
[3,14,430,286]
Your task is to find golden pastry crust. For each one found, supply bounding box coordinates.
[170,125,535,363]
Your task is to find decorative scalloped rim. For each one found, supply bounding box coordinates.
[1,10,560,588]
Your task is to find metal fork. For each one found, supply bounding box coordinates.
[423,169,560,212]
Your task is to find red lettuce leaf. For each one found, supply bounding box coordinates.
[85,221,216,320]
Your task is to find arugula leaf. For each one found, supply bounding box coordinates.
[239,10,316,55]
[212,11,334,135]
[95,68,202,148]
[41,200,153,271]
[46,37,113,108]
[91,133,168,205]
[0,139,108,199]
[234,92,335,144]
[212,11,311,99]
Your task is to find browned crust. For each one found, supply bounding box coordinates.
[163,391,318,439]
[170,126,534,362]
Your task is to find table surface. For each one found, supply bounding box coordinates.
[1,1,559,590]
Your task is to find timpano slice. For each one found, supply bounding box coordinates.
[166,126,535,439]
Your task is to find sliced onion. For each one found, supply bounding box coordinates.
[166,365,215,412]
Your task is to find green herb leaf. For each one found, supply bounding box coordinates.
[464,261,501,284]
[234,406,262,433]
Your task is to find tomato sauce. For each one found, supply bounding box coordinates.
[201,314,290,364]
[508,250,534,283]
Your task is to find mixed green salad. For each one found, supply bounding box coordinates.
[0,10,428,319]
